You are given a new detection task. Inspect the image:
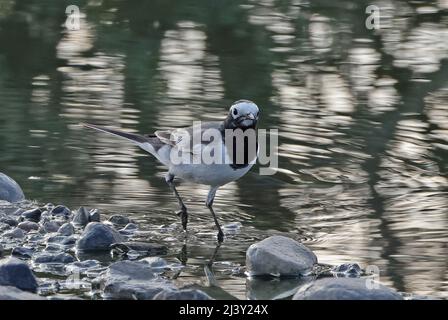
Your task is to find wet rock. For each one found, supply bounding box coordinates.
[42,221,61,233]
[141,257,168,270]
[33,252,76,264]
[73,207,99,227]
[101,260,175,300]
[21,208,42,223]
[0,258,38,292]
[18,221,39,232]
[0,173,25,203]
[247,277,312,300]
[57,223,75,236]
[12,246,35,259]
[46,235,68,244]
[50,205,71,217]
[293,277,403,300]
[332,263,362,277]
[153,289,213,300]
[0,215,18,227]
[111,242,167,256]
[89,209,100,222]
[246,236,317,276]
[65,260,100,274]
[76,222,124,252]
[0,286,43,300]
[118,223,138,236]
[0,244,3,257]
[3,227,25,239]
[108,215,131,226]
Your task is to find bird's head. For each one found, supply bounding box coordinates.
[225,100,259,130]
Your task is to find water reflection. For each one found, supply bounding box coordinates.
[0,0,447,299]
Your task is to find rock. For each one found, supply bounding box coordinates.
[246,236,317,276]
[0,286,43,300]
[42,221,61,233]
[33,252,76,264]
[118,223,138,236]
[153,289,213,300]
[101,260,175,300]
[50,205,71,217]
[21,208,42,223]
[111,242,167,256]
[18,221,39,232]
[292,277,403,300]
[73,207,90,227]
[108,215,131,226]
[57,223,75,236]
[47,235,69,244]
[0,258,38,292]
[141,257,168,270]
[12,246,35,259]
[332,263,362,277]
[247,277,312,300]
[89,209,100,222]
[0,215,18,227]
[76,222,124,252]
[0,173,25,203]
[73,207,99,227]
[65,260,100,274]
[3,227,25,239]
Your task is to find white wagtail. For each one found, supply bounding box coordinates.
[82,100,259,242]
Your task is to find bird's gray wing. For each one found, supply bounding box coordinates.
[155,121,222,155]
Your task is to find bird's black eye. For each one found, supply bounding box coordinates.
[233,108,238,116]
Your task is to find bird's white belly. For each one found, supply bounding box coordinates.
[169,162,254,186]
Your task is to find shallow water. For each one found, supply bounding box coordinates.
[1,0,448,299]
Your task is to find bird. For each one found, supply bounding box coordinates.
[82,99,259,242]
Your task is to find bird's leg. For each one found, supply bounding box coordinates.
[206,186,224,242]
[165,173,188,231]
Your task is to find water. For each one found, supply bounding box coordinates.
[1,0,448,299]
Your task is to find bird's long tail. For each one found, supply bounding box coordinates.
[81,123,148,144]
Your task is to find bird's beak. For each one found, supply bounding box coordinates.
[246,113,255,120]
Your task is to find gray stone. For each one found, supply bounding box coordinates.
[57,223,75,236]
[18,221,39,232]
[73,207,90,227]
[153,289,213,300]
[12,246,35,259]
[108,215,131,226]
[111,242,167,256]
[50,205,71,217]
[89,209,100,222]
[141,257,168,270]
[0,173,25,203]
[0,215,18,227]
[292,277,403,300]
[101,260,175,300]
[332,263,362,277]
[0,286,43,300]
[33,252,75,264]
[3,227,25,239]
[21,208,42,223]
[76,222,124,252]
[246,236,317,276]
[42,221,61,233]
[0,258,38,292]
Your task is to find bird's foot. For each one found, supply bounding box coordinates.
[217,230,224,243]
[176,208,188,231]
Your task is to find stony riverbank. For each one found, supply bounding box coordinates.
[0,172,428,300]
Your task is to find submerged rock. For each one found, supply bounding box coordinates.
[111,242,167,256]
[108,215,131,227]
[153,289,213,300]
[0,258,38,292]
[57,223,75,236]
[246,236,317,276]
[0,173,25,203]
[0,286,43,300]
[73,207,100,227]
[76,222,124,252]
[33,252,76,264]
[293,277,403,300]
[12,246,35,259]
[100,260,175,300]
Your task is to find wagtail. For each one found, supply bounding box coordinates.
[82,100,259,242]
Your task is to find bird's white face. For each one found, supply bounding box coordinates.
[229,100,260,128]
